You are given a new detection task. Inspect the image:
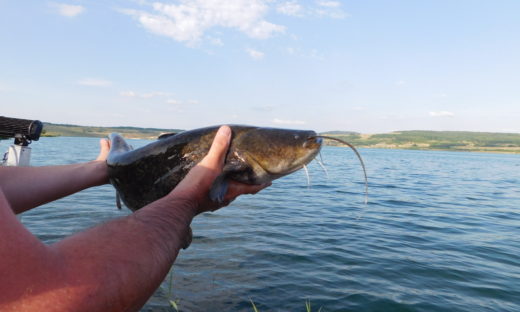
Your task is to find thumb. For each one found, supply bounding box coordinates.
[200,126,232,169]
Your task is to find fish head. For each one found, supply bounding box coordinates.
[225,127,323,184]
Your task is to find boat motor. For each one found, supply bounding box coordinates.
[0,116,43,166]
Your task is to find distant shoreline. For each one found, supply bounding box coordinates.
[40,123,520,154]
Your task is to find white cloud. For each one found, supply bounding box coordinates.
[273,118,306,125]
[120,90,137,97]
[284,47,324,60]
[164,98,198,110]
[429,111,455,117]
[314,0,347,19]
[317,1,341,8]
[246,48,265,60]
[50,3,85,17]
[396,80,406,86]
[166,99,180,105]
[122,0,285,45]
[77,78,112,87]
[145,91,170,98]
[277,1,304,17]
[120,90,170,98]
[276,0,347,19]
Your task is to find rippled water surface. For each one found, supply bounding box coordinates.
[3,137,519,311]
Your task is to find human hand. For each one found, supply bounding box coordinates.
[95,138,111,161]
[169,126,271,215]
[91,138,111,185]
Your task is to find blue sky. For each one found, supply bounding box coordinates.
[1,1,519,133]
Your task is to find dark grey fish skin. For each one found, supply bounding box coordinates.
[107,125,322,211]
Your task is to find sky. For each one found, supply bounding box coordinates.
[1,0,519,133]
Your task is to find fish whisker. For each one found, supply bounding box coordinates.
[303,164,311,188]
[315,152,329,179]
[311,136,369,204]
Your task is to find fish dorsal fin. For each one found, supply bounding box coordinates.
[158,132,178,140]
[107,133,133,163]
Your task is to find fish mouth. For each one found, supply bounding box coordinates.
[245,136,323,179]
[305,136,323,149]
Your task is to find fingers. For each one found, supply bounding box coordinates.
[206,181,271,212]
[224,181,272,202]
[96,138,111,161]
[200,126,231,169]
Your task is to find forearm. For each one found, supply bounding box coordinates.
[0,160,108,214]
[53,195,195,311]
[2,194,195,312]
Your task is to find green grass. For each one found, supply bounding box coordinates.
[305,300,323,312]
[250,299,260,312]
[167,268,181,312]
[169,299,180,312]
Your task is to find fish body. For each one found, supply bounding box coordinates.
[107,125,322,211]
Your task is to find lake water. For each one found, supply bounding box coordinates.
[2,137,519,311]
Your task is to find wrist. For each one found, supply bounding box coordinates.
[162,197,196,249]
[136,196,196,250]
[162,195,198,223]
[88,160,109,186]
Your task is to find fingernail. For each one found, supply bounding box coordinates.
[218,125,231,138]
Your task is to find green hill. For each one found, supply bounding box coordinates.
[42,123,182,139]
[322,130,520,153]
[40,123,520,154]
[320,130,360,135]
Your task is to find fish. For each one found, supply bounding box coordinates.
[107,125,324,211]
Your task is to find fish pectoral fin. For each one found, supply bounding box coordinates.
[209,174,229,203]
[116,191,122,210]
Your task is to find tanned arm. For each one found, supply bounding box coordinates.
[0,126,268,312]
[0,139,111,214]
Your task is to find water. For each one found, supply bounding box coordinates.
[2,137,519,311]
